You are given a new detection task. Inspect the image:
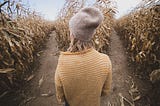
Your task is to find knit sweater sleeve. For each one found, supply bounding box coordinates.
[55,58,65,103]
[101,55,112,96]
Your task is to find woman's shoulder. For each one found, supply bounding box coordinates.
[99,53,111,62]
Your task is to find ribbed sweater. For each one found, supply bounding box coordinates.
[55,48,112,106]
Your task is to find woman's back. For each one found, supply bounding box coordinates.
[55,48,112,106]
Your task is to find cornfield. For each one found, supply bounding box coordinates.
[116,0,160,72]
[55,0,116,53]
[0,0,54,94]
[115,1,160,104]
[0,0,160,105]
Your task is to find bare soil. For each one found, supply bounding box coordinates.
[0,31,152,106]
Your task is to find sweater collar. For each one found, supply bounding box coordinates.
[61,48,94,55]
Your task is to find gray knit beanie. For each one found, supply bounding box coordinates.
[69,7,103,41]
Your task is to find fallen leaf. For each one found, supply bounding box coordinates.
[0,91,9,99]
[41,92,55,97]
[133,95,141,101]
[119,93,134,106]
[38,75,44,87]
[26,75,35,81]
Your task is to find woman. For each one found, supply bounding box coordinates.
[55,7,112,106]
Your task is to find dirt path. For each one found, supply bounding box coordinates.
[102,32,150,106]
[101,31,133,106]
[2,31,151,106]
[101,31,151,106]
[19,31,60,106]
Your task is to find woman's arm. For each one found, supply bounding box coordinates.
[55,62,65,103]
[101,56,112,96]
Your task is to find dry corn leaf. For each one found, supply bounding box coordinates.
[0,68,15,74]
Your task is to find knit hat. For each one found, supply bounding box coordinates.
[69,7,103,41]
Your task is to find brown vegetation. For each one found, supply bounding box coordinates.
[0,0,54,95]
[116,0,160,73]
[115,0,160,105]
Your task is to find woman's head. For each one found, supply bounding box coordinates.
[68,7,103,52]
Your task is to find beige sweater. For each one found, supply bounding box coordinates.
[55,48,112,106]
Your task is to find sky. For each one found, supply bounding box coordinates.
[23,0,66,20]
[115,0,142,18]
[0,0,142,20]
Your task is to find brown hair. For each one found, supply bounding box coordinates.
[67,38,93,52]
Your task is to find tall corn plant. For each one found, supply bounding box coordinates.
[93,0,116,53]
[116,0,160,71]
[0,0,54,94]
